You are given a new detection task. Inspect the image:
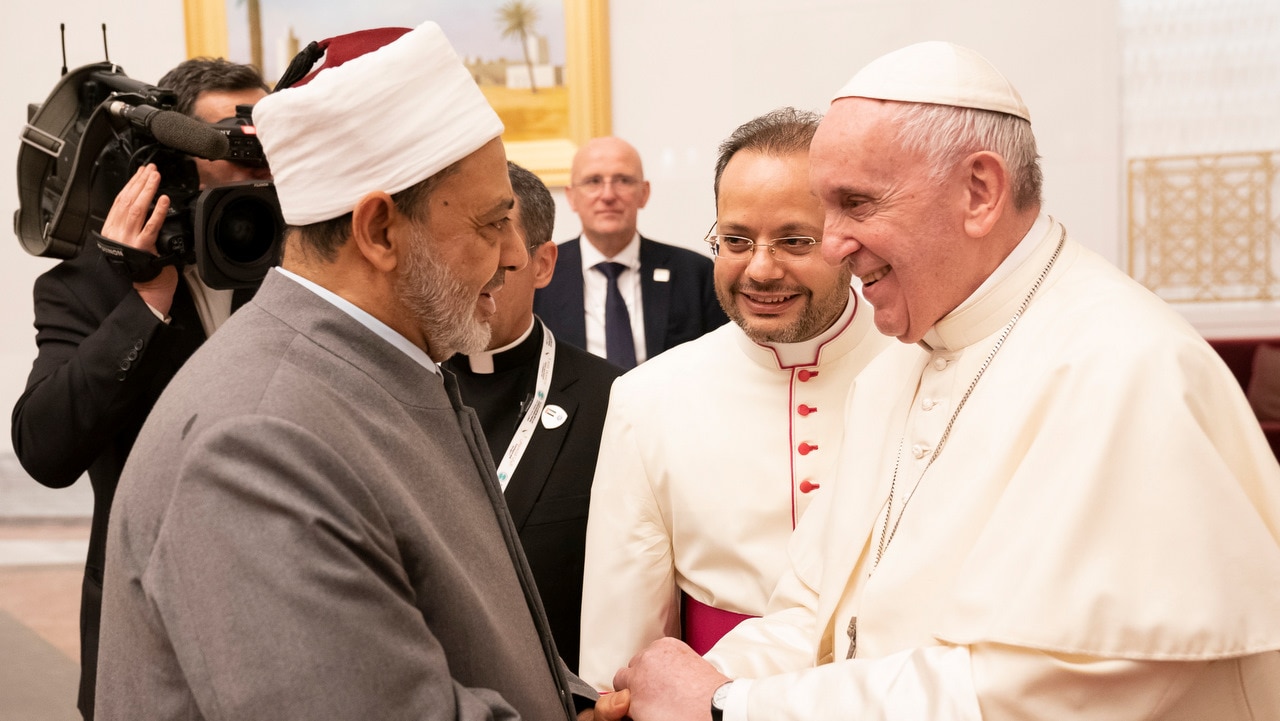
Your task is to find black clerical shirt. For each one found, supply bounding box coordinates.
[443,321,544,464]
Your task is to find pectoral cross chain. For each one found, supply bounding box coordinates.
[846,616,857,659]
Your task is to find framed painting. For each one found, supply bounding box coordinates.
[182,0,611,185]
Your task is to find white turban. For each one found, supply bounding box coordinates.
[834,41,1030,122]
[253,21,504,226]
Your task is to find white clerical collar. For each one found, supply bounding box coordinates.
[733,287,871,370]
[949,213,1050,317]
[921,214,1065,352]
[580,232,641,271]
[274,267,440,374]
[465,318,535,374]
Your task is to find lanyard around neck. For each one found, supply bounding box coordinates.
[495,322,557,491]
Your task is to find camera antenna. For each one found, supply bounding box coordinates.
[101,23,110,63]
[59,24,68,76]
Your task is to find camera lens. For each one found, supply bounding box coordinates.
[194,182,284,289]
[213,196,277,264]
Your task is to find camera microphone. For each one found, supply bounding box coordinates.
[107,100,230,161]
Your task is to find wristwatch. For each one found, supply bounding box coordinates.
[710,680,734,721]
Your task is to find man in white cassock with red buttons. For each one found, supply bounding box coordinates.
[605,41,1280,721]
[578,108,890,690]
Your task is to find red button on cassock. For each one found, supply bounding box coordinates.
[798,442,818,455]
[797,369,819,382]
[797,404,816,416]
[799,480,820,493]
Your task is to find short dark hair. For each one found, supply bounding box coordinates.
[507,162,555,248]
[291,162,462,263]
[713,107,822,204]
[157,57,270,117]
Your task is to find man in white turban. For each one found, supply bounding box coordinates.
[94,21,627,721]
[608,41,1280,720]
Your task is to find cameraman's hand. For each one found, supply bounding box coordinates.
[102,164,179,316]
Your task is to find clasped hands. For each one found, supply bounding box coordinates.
[584,637,731,721]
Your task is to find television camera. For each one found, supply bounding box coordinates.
[16,56,283,289]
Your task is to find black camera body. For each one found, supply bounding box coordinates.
[16,62,283,289]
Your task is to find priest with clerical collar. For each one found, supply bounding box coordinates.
[578,107,891,691]
[453,313,548,463]
[444,161,622,674]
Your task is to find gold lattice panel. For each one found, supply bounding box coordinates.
[1129,151,1280,302]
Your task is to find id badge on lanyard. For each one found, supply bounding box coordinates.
[495,324,556,490]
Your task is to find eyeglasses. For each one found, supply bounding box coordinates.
[573,174,642,195]
[704,224,822,262]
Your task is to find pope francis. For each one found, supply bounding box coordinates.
[607,41,1280,721]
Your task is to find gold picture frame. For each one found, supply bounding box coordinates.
[181,0,611,186]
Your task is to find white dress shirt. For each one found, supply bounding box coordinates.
[579,233,647,364]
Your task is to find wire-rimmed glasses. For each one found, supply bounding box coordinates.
[703,223,821,262]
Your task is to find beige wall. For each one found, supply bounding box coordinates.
[3,3,187,456]
[562,0,1123,265]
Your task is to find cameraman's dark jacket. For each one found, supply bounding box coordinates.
[10,244,253,718]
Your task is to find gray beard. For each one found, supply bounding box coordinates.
[397,234,492,361]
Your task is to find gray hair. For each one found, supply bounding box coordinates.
[714,107,822,204]
[507,162,555,247]
[888,103,1042,211]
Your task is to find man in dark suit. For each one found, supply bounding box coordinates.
[9,58,268,721]
[445,162,622,672]
[534,136,727,368]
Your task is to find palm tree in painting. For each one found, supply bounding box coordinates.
[497,0,540,94]
[236,0,265,73]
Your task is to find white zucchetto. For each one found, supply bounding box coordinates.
[834,41,1030,122]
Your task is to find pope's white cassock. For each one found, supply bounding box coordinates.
[579,288,891,690]
[705,215,1280,720]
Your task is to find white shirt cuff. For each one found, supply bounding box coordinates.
[145,301,171,324]
[722,678,752,721]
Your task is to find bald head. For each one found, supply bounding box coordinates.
[566,136,651,257]
[571,136,645,179]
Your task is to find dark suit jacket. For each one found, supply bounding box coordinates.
[444,319,623,672]
[96,272,590,720]
[534,236,728,361]
[9,245,252,719]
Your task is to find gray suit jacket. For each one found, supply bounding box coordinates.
[96,270,589,720]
